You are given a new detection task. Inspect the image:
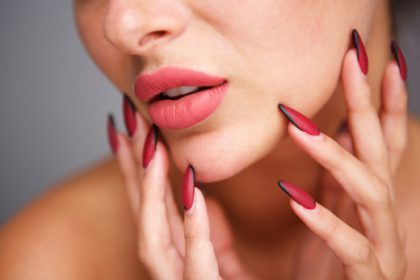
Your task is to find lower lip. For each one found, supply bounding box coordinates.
[148,82,229,129]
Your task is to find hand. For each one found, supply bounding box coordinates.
[277,36,408,279]
[108,102,254,279]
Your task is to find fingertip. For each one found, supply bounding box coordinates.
[342,49,367,88]
[382,61,407,113]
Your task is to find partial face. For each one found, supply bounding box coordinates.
[74,0,375,182]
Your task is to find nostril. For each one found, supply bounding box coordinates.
[139,30,168,47]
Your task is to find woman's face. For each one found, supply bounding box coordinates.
[74,0,375,182]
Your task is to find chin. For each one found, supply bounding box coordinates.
[167,114,284,183]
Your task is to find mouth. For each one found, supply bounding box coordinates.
[134,67,229,129]
[150,85,217,102]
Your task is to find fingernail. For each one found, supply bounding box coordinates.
[107,113,118,154]
[183,165,195,211]
[122,94,138,137]
[278,180,316,210]
[142,125,158,168]
[278,103,320,136]
[352,29,369,75]
[391,41,408,81]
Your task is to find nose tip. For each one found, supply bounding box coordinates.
[104,2,187,55]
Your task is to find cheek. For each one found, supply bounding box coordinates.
[74,4,131,92]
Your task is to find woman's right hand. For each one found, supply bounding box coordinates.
[108,99,253,280]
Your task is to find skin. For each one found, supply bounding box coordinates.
[1,0,420,279]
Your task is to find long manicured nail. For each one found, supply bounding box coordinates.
[123,94,137,137]
[142,125,158,168]
[391,41,408,81]
[183,165,195,211]
[107,113,118,154]
[352,29,369,75]
[278,180,316,210]
[278,103,320,136]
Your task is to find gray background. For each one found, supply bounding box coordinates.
[0,1,419,226]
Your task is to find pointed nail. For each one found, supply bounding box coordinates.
[107,113,118,154]
[122,94,138,137]
[278,103,320,136]
[183,165,195,211]
[278,180,316,210]
[352,29,369,75]
[391,41,408,81]
[142,125,158,168]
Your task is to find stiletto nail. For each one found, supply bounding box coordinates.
[107,113,118,154]
[278,103,320,136]
[183,165,195,211]
[278,180,316,210]
[142,125,158,168]
[391,41,408,81]
[352,29,369,75]
[123,94,137,137]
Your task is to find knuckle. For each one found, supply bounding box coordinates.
[365,182,392,209]
[351,241,374,265]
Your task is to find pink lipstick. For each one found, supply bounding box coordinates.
[134,67,228,129]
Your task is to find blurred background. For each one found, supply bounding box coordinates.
[0,1,419,225]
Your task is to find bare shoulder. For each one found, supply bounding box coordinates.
[0,157,147,279]
[396,115,420,279]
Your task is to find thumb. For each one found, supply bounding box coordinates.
[206,197,254,280]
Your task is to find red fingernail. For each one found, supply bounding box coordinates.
[352,29,369,75]
[107,113,118,154]
[391,41,408,81]
[123,94,137,137]
[142,125,158,168]
[278,180,316,210]
[278,103,320,136]
[183,165,195,211]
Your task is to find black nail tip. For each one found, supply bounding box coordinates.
[277,103,301,132]
[123,94,137,112]
[188,164,196,185]
[391,41,401,67]
[277,180,290,197]
[352,29,360,56]
[107,113,116,128]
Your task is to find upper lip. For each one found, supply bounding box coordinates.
[134,66,227,102]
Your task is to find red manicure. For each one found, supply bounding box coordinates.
[123,94,137,137]
[278,103,320,136]
[107,113,118,154]
[278,180,316,210]
[352,29,369,75]
[391,41,408,81]
[142,125,158,168]
[183,165,195,211]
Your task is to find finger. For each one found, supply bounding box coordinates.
[287,123,403,251]
[115,132,141,217]
[138,140,182,278]
[318,129,353,209]
[207,198,254,280]
[122,95,150,165]
[279,181,384,280]
[341,47,391,182]
[164,180,185,257]
[184,188,221,280]
[379,59,408,177]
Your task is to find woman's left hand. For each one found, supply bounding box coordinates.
[277,40,408,280]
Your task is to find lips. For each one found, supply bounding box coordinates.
[134,67,229,129]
